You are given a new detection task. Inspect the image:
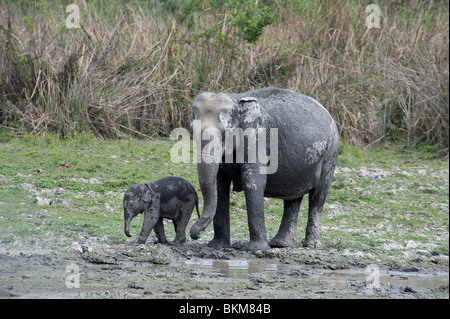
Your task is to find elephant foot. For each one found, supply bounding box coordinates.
[135,239,146,245]
[207,237,231,249]
[246,240,271,252]
[301,237,322,248]
[269,234,297,248]
[173,236,186,245]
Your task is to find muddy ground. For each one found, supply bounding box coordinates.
[0,238,448,299]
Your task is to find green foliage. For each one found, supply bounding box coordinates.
[224,0,275,44]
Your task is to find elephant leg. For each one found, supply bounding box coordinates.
[174,208,190,244]
[302,151,337,248]
[136,215,158,245]
[242,164,270,251]
[302,188,325,248]
[154,218,168,244]
[208,171,231,249]
[269,197,303,248]
[136,202,160,245]
[173,221,184,244]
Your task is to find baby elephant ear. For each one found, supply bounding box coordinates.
[142,184,154,203]
[238,97,263,129]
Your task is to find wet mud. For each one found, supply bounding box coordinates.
[1,240,448,299]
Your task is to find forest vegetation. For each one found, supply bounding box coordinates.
[0,0,448,152]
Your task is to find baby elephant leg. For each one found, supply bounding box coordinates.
[136,202,160,245]
[173,218,186,244]
[154,218,169,244]
[173,205,194,244]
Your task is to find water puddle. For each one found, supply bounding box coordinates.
[379,270,449,290]
[184,258,449,294]
[184,258,286,279]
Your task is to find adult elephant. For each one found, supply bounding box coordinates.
[189,87,339,251]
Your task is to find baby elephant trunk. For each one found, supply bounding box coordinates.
[124,213,132,237]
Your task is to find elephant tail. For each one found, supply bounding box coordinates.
[195,196,200,219]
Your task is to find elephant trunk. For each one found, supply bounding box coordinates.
[190,162,219,240]
[124,213,132,237]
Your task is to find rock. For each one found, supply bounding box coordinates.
[417,169,427,176]
[404,240,420,249]
[35,197,72,206]
[19,183,35,192]
[71,241,84,254]
[88,178,101,184]
[264,248,282,258]
[404,286,417,294]
[382,242,404,250]
[127,282,144,289]
[82,252,118,265]
[70,241,92,254]
[105,203,114,213]
[399,170,413,177]
[40,187,65,196]
[16,173,34,179]
[356,167,391,180]
[431,255,449,266]
[327,203,351,218]
[69,177,102,184]
[36,197,52,206]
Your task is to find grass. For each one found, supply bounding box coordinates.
[0,0,448,151]
[0,136,163,243]
[324,144,449,258]
[1,135,448,265]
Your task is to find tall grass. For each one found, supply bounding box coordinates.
[0,0,448,151]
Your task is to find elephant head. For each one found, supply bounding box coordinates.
[123,184,154,237]
[189,92,263,240]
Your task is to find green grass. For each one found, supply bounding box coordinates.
[0,135,448,264]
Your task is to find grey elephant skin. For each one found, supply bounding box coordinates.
[123,177,199,245]
[190,87,339,251]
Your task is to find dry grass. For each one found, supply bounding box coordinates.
[0,0,448,151]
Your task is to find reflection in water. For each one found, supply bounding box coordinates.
[183,259,449,294]
[185,259,280,279]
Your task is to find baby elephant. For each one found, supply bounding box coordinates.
[123,177,199,245]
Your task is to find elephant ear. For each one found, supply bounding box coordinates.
[238,97,263,129]
[142,184,154,203]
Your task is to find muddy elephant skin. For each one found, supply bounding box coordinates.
[123,177,199,245]
[190,86,340,251]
